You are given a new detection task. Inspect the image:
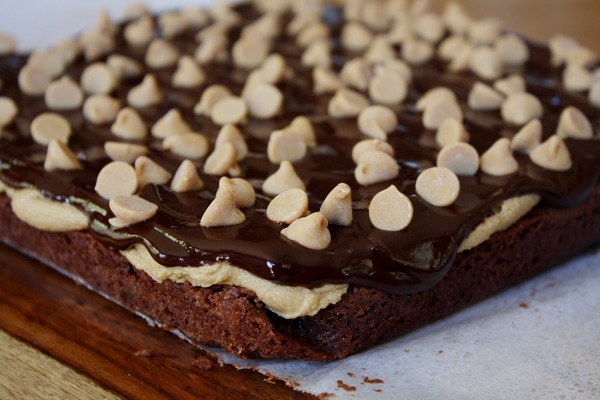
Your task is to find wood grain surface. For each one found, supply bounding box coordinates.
[1,1,600,399]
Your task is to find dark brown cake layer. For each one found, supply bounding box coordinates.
[2,184,599,360]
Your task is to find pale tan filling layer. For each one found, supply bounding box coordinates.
[0,182,539,318]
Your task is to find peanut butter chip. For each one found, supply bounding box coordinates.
[0,97,18,127]
[369,70,409,106]
[469,46,504,80]
[18,65,53,96]
[468,82,504,111]
[340,57,372,91]
[401,38,435,65]
[31,112,71,145]
[374,59,413,83]
[341,21,374,52]
[530,135,572,171]
[145,39,180,69]
[358,105,398,140]
[203,143,240,177]
[468,18,503,45]
[124,15,154,47]
[563,63,594,92]
[95,161,138,199]
[368,185,413,231]
[302,40,331,69]
[494,74,526,96]
[182,6,210,28]
[83,95,120,125]
[438,35,469,61]
[447,42,474,73]
[480,138,519,176]
[230,178,256,208]
[194,35,229,65]
[288,116,317,147]
[416,167,460,207]
[244,83,283,119]
[0,33,16,55]
[109,195,158,228]
[436,142,480,176]
[267,129,307,163]
[211,96,248,126]
[215,124,248,160]
[240,69,267,99]
[79,30,115,62]
[443,2,473,35]
[52,38,80,65]
[313,67,343,94]
[259,53,286,84]
[28,49,65,79]
[495,34,530,66]
[262,161,305,195]
[413,13,445,43]
[172,55,206,89]
[416,87,457,111]
[171,160,204,192]
[355,150,399,185]
[266,188,309,224]
[151,109,192,139]
[281,212,331,251]
[135,156,172,188]
[511,119,543,154]
[556,106,594,139]
[106,54,143,79]
[297,23,329,48]
[352,139,395,163]
[328,88,370,118]
[158,12,189,39]
[319,183,353,226]
[422,98,463,130]
[435,118,470,148]
[232,36,270,69]
[194,85,232,116]
[501,92,544,125]
[200,177,246,228]
[104,141,149,164]
[365,35,396,64]
[163,133,209,159]
[111,107,147,140]
[81,62,117,95]
[127,74,162,109]
[44,139,81,171]
[45,76,83,110]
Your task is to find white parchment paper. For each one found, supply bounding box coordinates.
[2,2,599,398]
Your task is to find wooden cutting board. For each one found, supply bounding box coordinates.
[0,243,314,399]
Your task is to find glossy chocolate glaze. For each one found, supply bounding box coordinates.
[0,4,599,294]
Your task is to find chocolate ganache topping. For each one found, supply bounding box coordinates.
[0,2,599,295]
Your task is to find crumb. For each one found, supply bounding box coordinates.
[363,376,384,384]
[192,356,212,371]
[134,349,152,357]
[519,303,529,308]
[337,380,356,392]
[347,372,355,377]
[375,389,383,392]
[404,349,410,353]
[437,350,444,355]
[317,393,335,399]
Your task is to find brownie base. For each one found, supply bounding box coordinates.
[1,187,599,360]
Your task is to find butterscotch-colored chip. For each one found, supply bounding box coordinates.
[469,46,504,80]
[358,105,398,140]
[124,15,154,47]
[422,98,463,130]
[215,124,248,160]
[31,112,72,145]
[0,97,18,127]
[435,118,470,148]
[200,177,246,228]
[262,160,305,195]
[319,183,353,226]
[369,70,409,106]
[340,57,372,91]
[106,54,143,79]
[203,142,240,177]
[44,139,81,171]
[109,195,158,228]
[480,138,519,176]
[211,96,248,125]
[244,83,283,119]
[104,141,149,164]
[80,62,117,95]
[127,74,162,108]
[495,34,530,66]
[530,135,572,171]
[468,82,504,111]
[510,119,542,154]
[493,74,526,96]
[230,178,256,208]
[170,159,204,192]
[18,65,53,96]
[266,188,309,224]
[352,139,395,163]
[313,67,344,94]
[368,185,413,231]
[151,109,192,139]
[288,116,317,148]
[501,92,544,125]
[436,142,480,176]
[401,38,435,65]
[172,55,206,89]
[111,107,147,140]
[355,150,399,185]
[45,76,84,110]
[194,85,232,116]
[341,21,374,52]
[95,161,138,199]
[163,132,210,159]
[135,156,173,188]
[83,94,120,125]
[328,88,370,118]
[281,212,331,250]
[267,129,307,164]
[563,63,594,92]
[415,167,460,207]
[301,40,331,69]
[556,106,594,139]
